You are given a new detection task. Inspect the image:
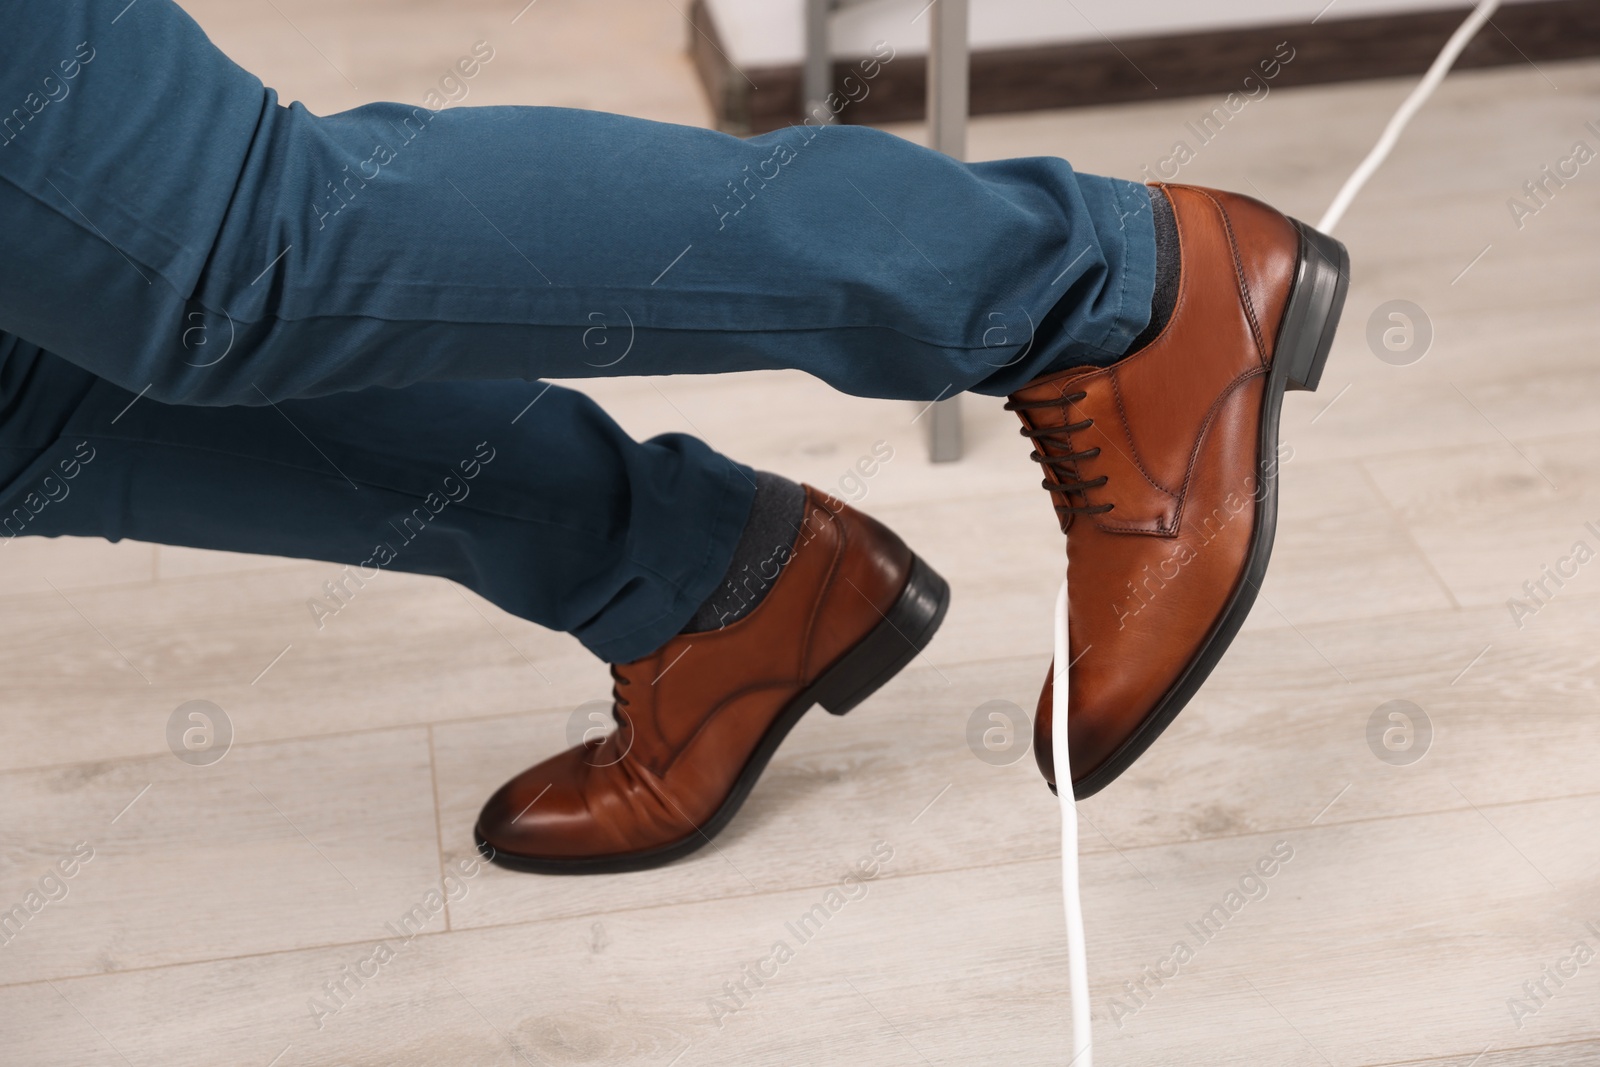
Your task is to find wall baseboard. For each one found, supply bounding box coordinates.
[688,0,1600,134]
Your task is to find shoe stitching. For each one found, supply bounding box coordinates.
[1092,365,1266,537]
[798,491,849,680]
[1109,370,1183,498]
[1032,368,1172,533]
[1167,365,1269,534]
[1194,188,1268,364]
[1042,186,1189,522]
[651,496,847,778]
[1085,190,1275,534]
[625,653,674,774]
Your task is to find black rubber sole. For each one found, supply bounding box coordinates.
[1063,218,1350,800]
[478,555,951,874]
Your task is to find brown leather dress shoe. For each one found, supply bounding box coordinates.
[475,486,949,873]
[1006,183,1349,798]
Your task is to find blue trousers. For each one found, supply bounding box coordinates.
[0,0,1156,662]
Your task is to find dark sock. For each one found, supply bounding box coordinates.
[1126,185,1180,354]
[681,471,806,633]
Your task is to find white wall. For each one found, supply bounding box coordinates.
[706,0,1540,67]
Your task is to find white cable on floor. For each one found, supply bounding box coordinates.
[1052,576,1092,1067]
[1054,5,1504,1061]
[1317,0,1502,234]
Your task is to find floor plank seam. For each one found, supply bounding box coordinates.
[5,783,1592,993]
[426,723,452,934]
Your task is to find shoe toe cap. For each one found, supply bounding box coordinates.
[475,749,617,861]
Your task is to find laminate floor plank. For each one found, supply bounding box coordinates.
[3,11,1597,1066]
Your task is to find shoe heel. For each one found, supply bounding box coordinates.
[1278,219,1351,393]
[811,555,950,716]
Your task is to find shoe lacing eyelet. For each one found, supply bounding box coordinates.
[609,665,632,711]
[1002,390,1116,530]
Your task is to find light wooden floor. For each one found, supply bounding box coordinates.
[4,4,1600,1065]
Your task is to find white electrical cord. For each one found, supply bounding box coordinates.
[1052,577,1092,1066]
[1055,4,1502,1060]
[1318,0,1503,233]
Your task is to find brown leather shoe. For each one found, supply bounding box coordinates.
[475,486,949,873]
[1006,183,1349,798]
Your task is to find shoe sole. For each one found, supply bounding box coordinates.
[1065,218,1350,799]
[477,554,952,874]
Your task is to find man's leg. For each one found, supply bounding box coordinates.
[0,0,1154,406]
[0,336,754,665]
[1,0,1353,815]
[0,332,952,871]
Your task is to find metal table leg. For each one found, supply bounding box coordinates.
[806,0,968,461]
[925,0,969,463]
[928,0,970,160]
[802,0,832,123]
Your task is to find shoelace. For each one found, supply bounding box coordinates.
[602,665,635,756]
[1003,391,1115,530]
[609,665,632,711]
